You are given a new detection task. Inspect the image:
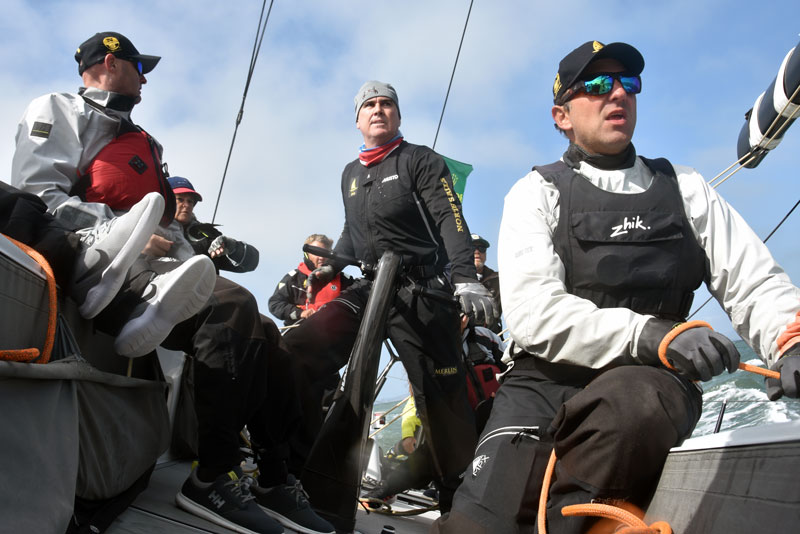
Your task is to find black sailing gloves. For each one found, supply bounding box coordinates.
[306,265,336,304]
[638,319,740,381]
[766,345,800,400]
[454,282,498,328]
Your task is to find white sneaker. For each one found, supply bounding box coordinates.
[114,255,216,357]
[71,193,164,319]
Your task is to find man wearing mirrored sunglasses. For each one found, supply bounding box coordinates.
[433,40,800,534]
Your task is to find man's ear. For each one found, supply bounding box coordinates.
[552,104,572,132]
[102,53,116,72]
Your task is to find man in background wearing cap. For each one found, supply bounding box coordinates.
[282,80,496,531]
[433,40,800,533]
[471,233,502,334]
[168,176,260,273]
[12,32,335,534]
[269,233,353,326]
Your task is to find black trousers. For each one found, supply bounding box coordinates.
[0,181,80,285]
[432,365,702,534]
[282,276,477,509]
[164,276,302,478]
[1,184,301,481]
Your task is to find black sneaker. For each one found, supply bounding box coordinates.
[176,466,284,534]
[360,480,396,510]
[252,475,335,534]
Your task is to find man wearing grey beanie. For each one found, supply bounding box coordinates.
[282,80,496,532]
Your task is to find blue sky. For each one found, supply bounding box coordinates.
[1,1,798,401]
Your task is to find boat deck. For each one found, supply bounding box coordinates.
[108,460,438,534]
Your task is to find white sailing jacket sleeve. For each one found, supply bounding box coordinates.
[498,157,800,369]
[11,90,121,229]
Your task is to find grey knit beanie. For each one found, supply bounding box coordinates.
[354,80,400,120]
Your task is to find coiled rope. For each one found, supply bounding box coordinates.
[537,450,672,534]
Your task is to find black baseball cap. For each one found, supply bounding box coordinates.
[75,32,160,75]
[471,234,490,249]
[553,40,644,104]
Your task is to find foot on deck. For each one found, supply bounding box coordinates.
[176,466,284,534]
[252,475,335,534]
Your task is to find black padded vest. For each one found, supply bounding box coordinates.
[535,157,707,322]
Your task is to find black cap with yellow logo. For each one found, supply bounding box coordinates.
[553,41,644,104]
[75,31,160,75]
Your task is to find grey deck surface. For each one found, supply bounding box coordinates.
[108,460,437,534]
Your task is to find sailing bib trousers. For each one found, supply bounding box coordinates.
[433,364,702,534]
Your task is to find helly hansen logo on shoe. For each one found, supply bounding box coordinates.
[610,215,650,238]
[209,490,226,510]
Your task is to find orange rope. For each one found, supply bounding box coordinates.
[739,362,780,379]
[657,320,780,379]
[537,449,672,534]
[657,320,711,371]
[537,450,557,534]
[562,503,672,533]
[534,321,787,533]
[0,235,57,364]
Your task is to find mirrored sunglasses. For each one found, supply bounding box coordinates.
[128,59,143,75]
[574,73,641,98]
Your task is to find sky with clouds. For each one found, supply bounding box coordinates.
[1,0,798,401]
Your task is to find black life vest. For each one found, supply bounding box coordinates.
[535,157,707,322]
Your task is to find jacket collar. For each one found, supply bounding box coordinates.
[78,86,137,114]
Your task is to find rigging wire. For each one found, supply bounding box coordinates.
[211,0,275,223]
[432,0,474,151]
[687,82,800,319]
[707,82,800,189]
[687,196,799,319]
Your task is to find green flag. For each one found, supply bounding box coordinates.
[442,155,473,203]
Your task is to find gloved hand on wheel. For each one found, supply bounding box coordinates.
[766,345,800,400]
[306,265,336,304]
[454,282,497,328]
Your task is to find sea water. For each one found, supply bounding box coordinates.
[370,339,800,453]
[693,340,800,435]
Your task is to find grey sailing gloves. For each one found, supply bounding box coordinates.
[454,282,498,327]
[638,319,740,382]
[661,325,740,381]
[766,346,800,400]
